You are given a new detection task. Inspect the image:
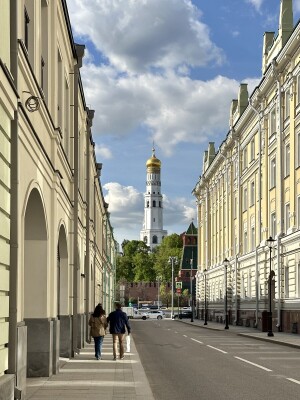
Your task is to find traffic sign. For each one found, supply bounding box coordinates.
[176,288,182,294]
[175,282,182,289]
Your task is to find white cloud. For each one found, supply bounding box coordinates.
[246,0,265,12]
[295,0,300,13]
[81,62,258,155]
[103,182,197,243]
[95,144,113,160]
[231,31,240,37]
[67,0,224,74]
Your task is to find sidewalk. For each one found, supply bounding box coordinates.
[177,318,300,349]
[25,335,154,400]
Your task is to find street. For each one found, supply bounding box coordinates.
[132,320,300,400]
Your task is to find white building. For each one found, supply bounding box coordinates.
[140,148,167,249]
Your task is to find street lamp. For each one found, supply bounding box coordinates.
[168,256,178,319]
[157,276,160,310]
[266,236,275,337]
[223,258,230,330]
[204,269,208,325]
[190,259,194,322]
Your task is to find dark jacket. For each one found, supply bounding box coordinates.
[107,309,131,334]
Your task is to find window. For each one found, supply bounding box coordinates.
[298,76,300,105]
[270,212,276,238]
[153,200,156,207]
[285,266,289,298]
[250,139,255,161]
[298,197,300,229]
[146,201,149,208]
[24,7,30,50]
[298,263,300,297]
[284,144,290,177]
[234,196,237,219]
[285,88,290,119]
[270,108,276,136]
[143,236,147,243]
[248,273,252,298]
[297,132,300,167]
[251,226,255,251]
[285,203,290,233]
[270,157,276,189]
[159,201,161,207]
[243,231,248,253]
[41,57,45,90]
[152,235,158,244]
[243,187,248,211]
[250,181,255,206]
[243,147,248,170]
[153,218,155,222]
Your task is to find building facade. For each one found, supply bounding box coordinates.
[193,0,300,333]
[178,222,198,300]
[0,1,117,398]
[140,147,167,250]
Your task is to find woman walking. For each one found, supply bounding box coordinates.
[89,304,107,360]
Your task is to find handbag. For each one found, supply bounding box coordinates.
[126,335,131,353]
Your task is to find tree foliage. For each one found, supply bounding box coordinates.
[116,234,183,284]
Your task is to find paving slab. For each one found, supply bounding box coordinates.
[25,335,154,400]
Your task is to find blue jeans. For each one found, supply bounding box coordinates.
[94,336,104,359]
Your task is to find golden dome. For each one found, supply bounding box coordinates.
[146,147,161,169]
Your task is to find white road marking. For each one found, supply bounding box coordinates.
[286,378,300,385]
[183,335,188,337]
[191,338,203,344]
[207,345,227,354]
[259,357,300,360]
[234,357,272,372]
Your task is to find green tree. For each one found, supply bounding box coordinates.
[154,234,183,282]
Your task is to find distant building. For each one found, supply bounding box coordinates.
[177,222,198,302]
[140,147,167,250]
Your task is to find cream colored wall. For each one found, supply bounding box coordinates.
[0,67,17,376]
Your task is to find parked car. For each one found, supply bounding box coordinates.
[173,311,193,319]
[147,310,165,320]
[133,310,149,320]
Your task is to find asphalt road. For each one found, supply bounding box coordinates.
[131,319,300,400]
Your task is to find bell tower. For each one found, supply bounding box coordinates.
[140,147,167,250]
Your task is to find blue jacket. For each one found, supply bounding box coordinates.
[107,309,131,334]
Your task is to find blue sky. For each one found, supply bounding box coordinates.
[66,0,300,245]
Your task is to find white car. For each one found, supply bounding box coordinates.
[147,310,165,320]
[133,310,149,320]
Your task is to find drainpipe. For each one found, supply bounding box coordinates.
[8,0,19,386]
[85,108,94,341]
[248,97,263,328]
[72,43,85,356]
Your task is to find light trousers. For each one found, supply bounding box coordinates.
[112,333,125,358]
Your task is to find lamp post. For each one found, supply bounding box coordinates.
[223,258,230,329]
[190,259,194,322]
[157,276,160,310]
[266,236,275,337]
[168,256,178,319]
[204,269,208,325]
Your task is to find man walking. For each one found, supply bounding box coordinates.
[107,303,131,360]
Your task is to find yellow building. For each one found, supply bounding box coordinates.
[0,1,117,398]
[193,0,300,334]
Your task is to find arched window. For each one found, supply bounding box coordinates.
[144,236,147,243]
[146,201,149,208]
[152,235,158,244]
[153,200,156,207]
[159,201,161,207]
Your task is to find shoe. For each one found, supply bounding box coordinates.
[113,357,117,361]
[120,356,125,360]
